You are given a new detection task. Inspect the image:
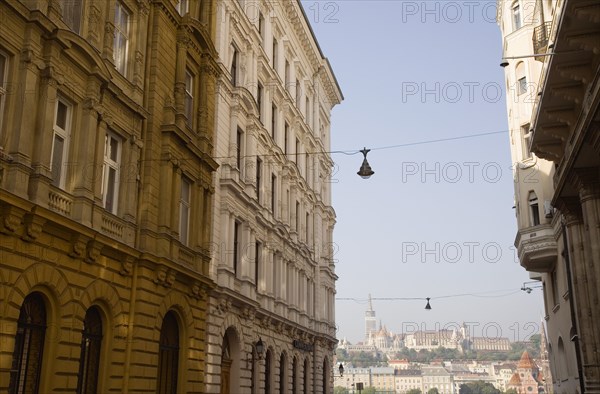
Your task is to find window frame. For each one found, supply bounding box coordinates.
[184,69,194,128]
[271,174,277,214]
[230,44,238,86]
[179,177,191,246]
[113,1,131,75]
[257,82,263,123]
[512,2,522,31]
[0,50,7,140]
[256,157,262,204]
[272,37,278,71]
[176,0,189,16]
[157,311,180,394]
[101,131,122,215]
[77,306,104,394]
[61,0,83,33]
[233,220,241,276]
[528,191,540,226]
[51,96,72,189]
[271,103,277,140]
[236,127,244,170]
[9,292,47,394]
[521,123,532,160]
[517,76,527,95]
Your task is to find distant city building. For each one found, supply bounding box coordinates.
[507,351,544,394]
[395,369,423,394]
[422,365,454,394]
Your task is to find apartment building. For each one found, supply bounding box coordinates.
[497,0,600,392]
[0,0,219,392]
[206,0,343,393]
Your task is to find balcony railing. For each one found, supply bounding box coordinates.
[533,22,552,60]
[48,188,73,216]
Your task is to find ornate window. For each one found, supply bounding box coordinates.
[157,311,180,394]
[77,307,103,394]
[0,51,6,139]
[176,0,189,16]
[9,292,47,394]
[102,132,122,214]
[184,70,194,128]
[179,177,191,245]
[113,1,130,75]
[61,0,82,33]
[51,97,71,189]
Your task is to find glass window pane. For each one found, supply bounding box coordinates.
[109,137,119,161]
[56,101,68,130]
[52,135,64,186]
[106,168,116,213]
[0,54,6,86]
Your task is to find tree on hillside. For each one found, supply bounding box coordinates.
[459,381,501,394]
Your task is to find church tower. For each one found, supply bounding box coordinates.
[365,294,377,343]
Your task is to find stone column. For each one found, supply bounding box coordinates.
[572,168,600,391]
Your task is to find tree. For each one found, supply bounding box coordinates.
[407,389,422,394]
[361,387,377,394]
[459,381,501,394]
[427,388,440,394]
[334,387,349,394]
[504,389,518,394]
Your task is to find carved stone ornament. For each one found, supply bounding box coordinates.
[120,256,135,276]
[21,214,45,242]
[69,235,88,259]
[0,205,23,234]
[85,240,102,264]
[154,265,169,286]
[190,281,205,300]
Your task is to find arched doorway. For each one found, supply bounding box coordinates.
[221,327,241,394]
[322,358,329,394]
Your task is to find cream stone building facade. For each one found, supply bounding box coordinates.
[498,0,600,393]
[0,0,219,392]
[205,0,343,393]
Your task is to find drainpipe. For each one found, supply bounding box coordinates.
[561,221,585,394]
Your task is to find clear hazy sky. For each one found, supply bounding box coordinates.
[301,0,545,344]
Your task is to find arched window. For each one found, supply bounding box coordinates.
[77,306,103,394]
[265,349,272,394]
[279,353,287,394]
[557,337,566,381]
[303,359,309,394]
[157,311,180,394]
[529,191,540,225]
[9,292,47,394]
[292,357,298,394]
[322,358,329,394]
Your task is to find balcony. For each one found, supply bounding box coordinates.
[515,223,558,272]
[532,22,552,61]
